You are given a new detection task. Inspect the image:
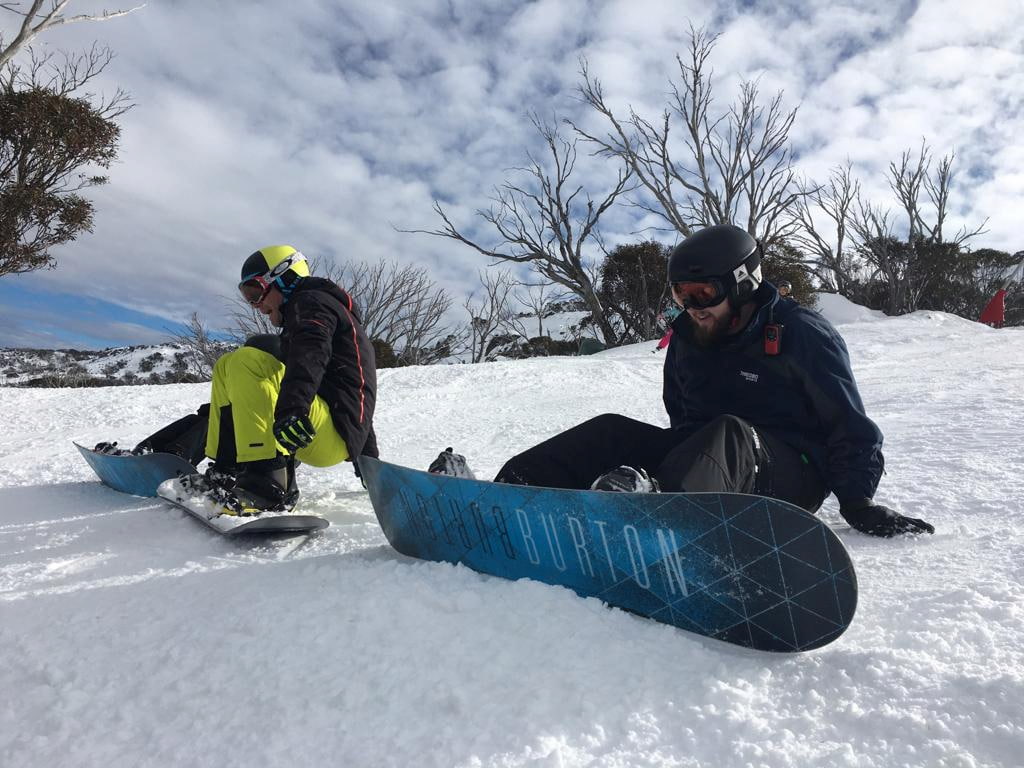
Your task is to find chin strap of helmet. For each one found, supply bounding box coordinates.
[267,251,306,303]
[277,276,302,303]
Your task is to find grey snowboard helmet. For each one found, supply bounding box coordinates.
[668,225,764,309]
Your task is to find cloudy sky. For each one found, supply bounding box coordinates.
[2,0,1022,348]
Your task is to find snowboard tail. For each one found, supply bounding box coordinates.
[75,442,196,497]
[359,456,857,652]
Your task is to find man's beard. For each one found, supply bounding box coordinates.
[691,310,734,348]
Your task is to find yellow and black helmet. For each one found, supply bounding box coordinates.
[239,245,310,297]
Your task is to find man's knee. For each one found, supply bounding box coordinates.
[700,414,756,446]
[216,345,283,381]
[655,414,758,493]
[708,413,750,431]
[582,413,644,432]
[493,457,529,485]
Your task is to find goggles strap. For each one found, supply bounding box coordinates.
[239,251,307,290]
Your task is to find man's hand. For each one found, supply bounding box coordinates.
[274,414,316,453]
[840,499,935,537]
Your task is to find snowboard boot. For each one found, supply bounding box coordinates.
[428,447,475,479]
[590,466,660,493]
[230,455,299,515]
[203,461,240,490]
[177,470,237,511]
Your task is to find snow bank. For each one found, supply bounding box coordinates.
[1,309,1022,768]
[814,293,888,326]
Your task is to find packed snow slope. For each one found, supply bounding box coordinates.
[1,295,1021,768]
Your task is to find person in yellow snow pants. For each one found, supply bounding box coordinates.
[202,344,350,511]
[205,244,376,512]
[205,345,348,469]
[122,245,377,515]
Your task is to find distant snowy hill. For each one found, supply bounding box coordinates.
[0,343,227,386]
[0,294,899,386]
[0,308,597,384]
[2,294,1022,767]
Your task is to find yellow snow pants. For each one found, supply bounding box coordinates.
[205,346,349,467]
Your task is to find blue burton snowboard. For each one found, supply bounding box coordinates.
[75,442,329,536]
[359,456,857,652]
[75,442,195,497]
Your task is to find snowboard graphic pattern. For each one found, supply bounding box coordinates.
[360,457,857,652]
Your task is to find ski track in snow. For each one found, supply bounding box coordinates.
[1,297,1022,768]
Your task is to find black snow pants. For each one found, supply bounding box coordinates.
[134,403,210,465]
[493,413,829,513]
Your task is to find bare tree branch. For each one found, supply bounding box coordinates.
[571,25,802,244]
[512,274,571,339]
[1,0,144,69]
[888,141,987,246]
[790,164,859,292]
[3,42,132,117]
[402,114,632,346]
[310,255,453,364]
[461,269,518,363]
[169,311,227,380]
[222,294,276,344]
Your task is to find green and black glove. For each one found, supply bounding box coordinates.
[274,414,316,454]
[840,499,935,537]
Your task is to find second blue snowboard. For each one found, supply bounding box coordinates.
[359,456,857,652]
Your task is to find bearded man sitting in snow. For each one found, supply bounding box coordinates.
[431,225,934,539]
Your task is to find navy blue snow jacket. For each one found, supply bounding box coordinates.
[663,283,884,506]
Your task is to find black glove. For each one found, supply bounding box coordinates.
[274,414,316,454]
[840,499,935,537]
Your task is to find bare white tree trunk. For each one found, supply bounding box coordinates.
[0,0,144,70]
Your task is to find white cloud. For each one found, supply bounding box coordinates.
[5,0,1022,346]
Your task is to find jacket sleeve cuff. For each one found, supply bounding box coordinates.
[839,496,872,513]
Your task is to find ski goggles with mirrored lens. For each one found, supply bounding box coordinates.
[671,280,728,309]
[238,251,306,306]
[240,279,272,307]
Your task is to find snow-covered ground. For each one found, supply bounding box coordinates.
[1,295,1022,768]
